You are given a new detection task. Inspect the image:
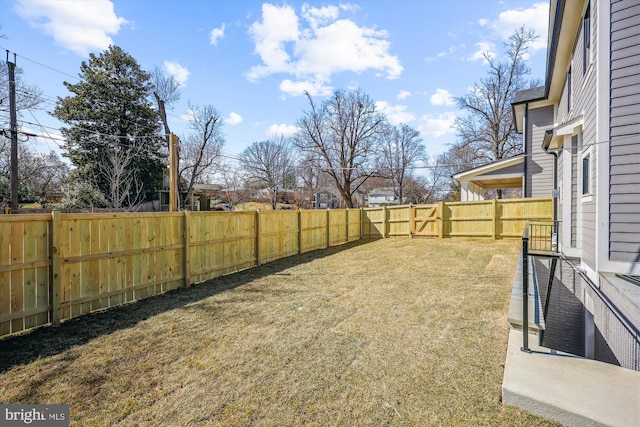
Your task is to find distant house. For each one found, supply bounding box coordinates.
[455,0,640,371]
[314,191,340,209]
[367,188,399,207]
[159,170,222,211]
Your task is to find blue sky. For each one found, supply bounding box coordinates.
[1,0,549,163]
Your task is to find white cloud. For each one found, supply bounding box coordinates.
[397,90,411,100]
[468,41,496,63]
[247,3,402,95]
[418,112,457,138]
[478,18,489,27]
[301,4,340,30]
[375,101,415,125]
[225,112,243,125]
[246,3,300,81]
[164,61,190,87]
[279,78,332,97]
[210,23,226,45]
[430,89,455,106]
[14,0,128,56]
[494,2,549,52]
[267,123,298,138]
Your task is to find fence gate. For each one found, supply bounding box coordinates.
[411,204,439,237]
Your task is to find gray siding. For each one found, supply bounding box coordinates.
[576,0,597,269]
[610,0,640,263]
[526,105,555,198]
[571,136,578,247]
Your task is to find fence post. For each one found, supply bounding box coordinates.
[183,211,191,288]
[438,201,445,239]
[345,208,349,243]
[383,206,388,238]
[492,198,498,240]
[50,210,62,325]
[297,209,302,254]
[409,205,415,238]
[255,210,261,267]
[326,209,330,248]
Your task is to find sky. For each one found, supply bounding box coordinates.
[0,0,550,165]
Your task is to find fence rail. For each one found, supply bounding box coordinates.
[0,198,552,337]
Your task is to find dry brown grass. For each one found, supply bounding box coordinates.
[0,238,559,426]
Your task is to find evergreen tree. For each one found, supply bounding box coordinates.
[53,45,165,206]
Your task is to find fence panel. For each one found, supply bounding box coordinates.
[498,198,553,238]
[300,210,328,253]
[0,215,51,336]
[362,207,386,238]
[347,209,361,242]
[189,211,256,284]
[387,205,411,237]
[259,210,299,264]
[57,212,184,323]
[329,209,348,246]
[445,201,494,237]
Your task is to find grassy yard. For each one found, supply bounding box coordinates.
[0,238,558,426]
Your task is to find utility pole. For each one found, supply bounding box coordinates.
[7,52,18,214]
[169,133,178,211]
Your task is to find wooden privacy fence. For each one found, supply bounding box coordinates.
[0,198,552,337]
[360,198,553,239]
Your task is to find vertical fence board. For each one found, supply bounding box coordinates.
[10,221,25,332]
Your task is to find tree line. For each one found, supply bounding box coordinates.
[1,28,537,211]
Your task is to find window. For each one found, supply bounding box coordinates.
[583,3,591,74]
[582,154,590,195]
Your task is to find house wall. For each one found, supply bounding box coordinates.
[526,105,554,198]
[609,0,640,263]
[555,0,598,269]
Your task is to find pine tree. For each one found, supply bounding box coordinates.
[53,45,166,206]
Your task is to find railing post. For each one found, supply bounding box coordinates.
[50,210,62,325]
[522,231,531,353]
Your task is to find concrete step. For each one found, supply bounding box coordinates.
[502,328,640,427]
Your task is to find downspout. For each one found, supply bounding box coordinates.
[543,129,559,250]
[523,104,528,197]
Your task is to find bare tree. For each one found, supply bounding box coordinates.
[293,89,386,208]
[240,137,294,210]
[454,27,538,165]
[378,123,425,203]
[95,143,146,210]
[149,66,180,147]
[218,161,245,209]
[180,103,224,207]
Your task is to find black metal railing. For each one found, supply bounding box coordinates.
[527,220,559,254]
[521,221,561,352]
